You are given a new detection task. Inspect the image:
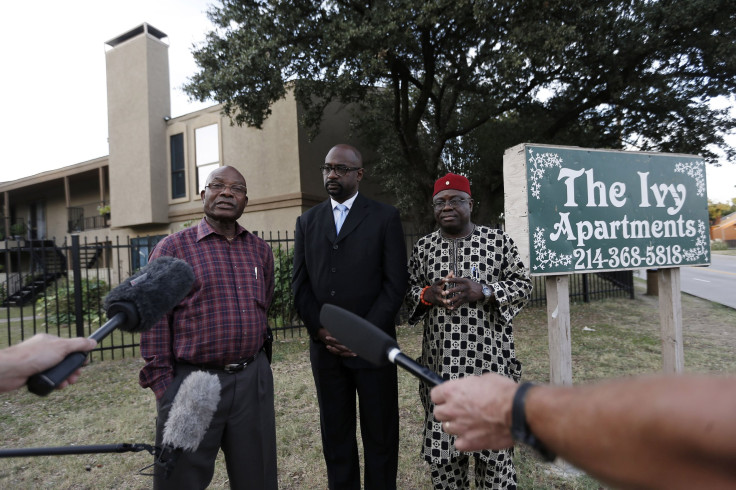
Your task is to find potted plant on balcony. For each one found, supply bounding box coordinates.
[97,204,111,225]
[10,222,26,240]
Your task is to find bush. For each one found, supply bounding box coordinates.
[10,222,26,237]
[37,278,110,327]
[711,240,728,251]
[269,246,297,327]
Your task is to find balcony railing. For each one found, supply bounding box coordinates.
[68,202,110,233]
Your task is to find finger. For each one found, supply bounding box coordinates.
[331,341,348,351]
[430,386,446,405]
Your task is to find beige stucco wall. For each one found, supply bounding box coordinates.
[160,91,368,234]
[106,27,171,227]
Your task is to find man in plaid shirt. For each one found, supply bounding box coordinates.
[140,166,277,489]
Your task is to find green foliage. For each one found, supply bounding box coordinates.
[708,198,736,223]
[187,0,736,228]
[10,222,26,237]
[710,240,728,250]
[37,278,110,327]
[269,246,297,327]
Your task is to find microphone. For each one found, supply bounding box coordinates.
[156,371,222,479]
[27,256,196,396]
[319,304,444,387]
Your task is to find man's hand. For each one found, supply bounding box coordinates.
[420,278,447,307]
[317,328,357,357]
[0,334,97,393]
[440,272,485,310]
[431,372,518,452]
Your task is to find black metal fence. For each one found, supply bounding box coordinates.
[0,232,633,358]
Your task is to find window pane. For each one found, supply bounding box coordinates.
[195,124,219,166]
[170,133,185,199]
[172,171,186,199]
[197,163,219,192]
[131,235,167,271]
[170,133,184,171]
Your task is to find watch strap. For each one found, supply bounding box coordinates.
[511,382,556,461]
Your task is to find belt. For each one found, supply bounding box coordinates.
[179,350,260,374]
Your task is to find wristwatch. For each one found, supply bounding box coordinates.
[481,283,492,304]
[511,382,556,461]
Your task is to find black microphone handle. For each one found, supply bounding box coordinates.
[0,443,152,458]
[390,350,445,387]
[26,310,128,397]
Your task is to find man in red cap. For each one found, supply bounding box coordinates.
[406,172,532,489]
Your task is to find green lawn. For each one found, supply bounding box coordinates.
[1,279,735,488]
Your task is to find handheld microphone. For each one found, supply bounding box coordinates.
[156,371,222,479]
[319,304,444,387]
[27,256,195,396]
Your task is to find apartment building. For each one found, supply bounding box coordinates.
[0,23,388,300]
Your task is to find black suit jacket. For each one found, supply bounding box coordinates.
[293,193,408,366]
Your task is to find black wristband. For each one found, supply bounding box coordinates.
[511,382,556,461]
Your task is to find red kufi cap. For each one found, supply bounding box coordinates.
[433,173,471,197]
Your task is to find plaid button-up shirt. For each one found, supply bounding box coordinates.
[139,218,274,399]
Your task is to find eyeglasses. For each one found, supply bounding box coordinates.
[205,183,247,196]
[432,198,469,211]
[320,165,362,177]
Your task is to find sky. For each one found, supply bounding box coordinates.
[1,1,735,204]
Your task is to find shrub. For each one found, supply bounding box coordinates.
[269,246,297,327]
[37,278,110,327]
[10,222,26,237]
[711,240,728,251]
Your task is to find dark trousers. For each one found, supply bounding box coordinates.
[310,341,399,490]
[153,354,277,490]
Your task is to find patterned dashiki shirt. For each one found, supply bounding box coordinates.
[407,225,532,466]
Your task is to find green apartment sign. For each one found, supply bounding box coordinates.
[523,145,710,275]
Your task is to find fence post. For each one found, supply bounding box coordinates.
[71,235,84,338]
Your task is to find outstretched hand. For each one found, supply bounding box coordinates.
[0,334,97,393]
[431,372,518,452]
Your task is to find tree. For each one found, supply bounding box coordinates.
[185,0,736,227]
[708,198,736,223]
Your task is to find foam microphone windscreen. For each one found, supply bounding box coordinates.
[103,256,195,333]
[162,371,222,452]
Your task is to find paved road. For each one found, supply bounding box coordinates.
[637,254,736,309]
[680,254,736,309]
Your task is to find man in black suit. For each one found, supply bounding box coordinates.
[293,144,409,489]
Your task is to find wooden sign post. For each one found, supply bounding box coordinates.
[546,275,573,385]
[658,268,684,373]
[504,144,710,382]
